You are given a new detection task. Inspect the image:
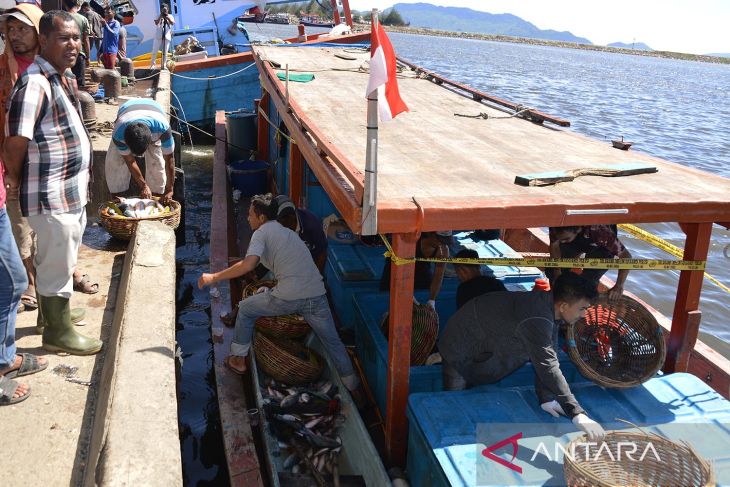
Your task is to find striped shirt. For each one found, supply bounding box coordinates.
[5,56,91,217]
[111,99,174,156]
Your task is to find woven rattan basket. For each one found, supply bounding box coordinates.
[564,427,715,486]
[253,332,324,385]
[566,294,666,388]
[242,281,311,339]
[381,303,439,366]
[98,199,181,241]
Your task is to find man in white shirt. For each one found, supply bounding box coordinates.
[150,4,174,69]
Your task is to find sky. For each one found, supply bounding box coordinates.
[347,0,730,55]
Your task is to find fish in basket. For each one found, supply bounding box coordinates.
[98,197,181,240]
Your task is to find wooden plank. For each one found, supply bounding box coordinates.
[665,222,713,373]
[257,92,270,161]
[514,162,657,186]
[385,233,417,467]
[212,110,264,487]
[289,143,304,205]
[252,46,730,232]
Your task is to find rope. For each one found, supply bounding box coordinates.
[619,224,730,294]
[257,106,296,145]
[454,106,534,120]
[378,234,706,270]
[169,62,257,81]
[169,89,194,150]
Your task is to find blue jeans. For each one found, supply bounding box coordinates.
[0,207,29,369]
[233,290,358,389]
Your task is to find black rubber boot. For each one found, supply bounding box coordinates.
[41,296,102,355]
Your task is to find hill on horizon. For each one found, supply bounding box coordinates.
[607,41,653,50]
[386,2,592,45]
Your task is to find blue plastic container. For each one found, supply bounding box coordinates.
[406,373,730,487]
[227,160,269,197]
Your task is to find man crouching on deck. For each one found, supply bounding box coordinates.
[198,194,359,391]
[438,272,606,441]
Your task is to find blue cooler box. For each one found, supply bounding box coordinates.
[406,373,730,487]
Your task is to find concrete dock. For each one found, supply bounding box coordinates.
[4,72,182,486]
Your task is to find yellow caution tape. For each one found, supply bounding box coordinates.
[379,234,706,271]
[619,224,730,294]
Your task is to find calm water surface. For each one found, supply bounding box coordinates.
[391,33,730,357]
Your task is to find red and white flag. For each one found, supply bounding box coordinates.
[365,17,408,121]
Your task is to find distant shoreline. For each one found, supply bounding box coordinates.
[370,25,730,65]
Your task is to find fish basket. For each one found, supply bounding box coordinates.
[242,281,311,339]
[563,427,714,486]
[253,332,324,385]
[98,199,181,241]
[566,294,666,388]
[381,303,439,366]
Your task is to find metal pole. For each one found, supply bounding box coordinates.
[361,9,379,236]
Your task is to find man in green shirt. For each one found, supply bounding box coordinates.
[64,0,90,88]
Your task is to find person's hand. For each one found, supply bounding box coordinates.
[161,190,174,205]
[572,413,606,442]
[139,183,152,199]
[427,299,436,310]
[540,400,566,418]
[607,284,624,302]
[4,176,20,200]
[198,273,216,289]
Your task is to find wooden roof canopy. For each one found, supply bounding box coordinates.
[253,45,730,234]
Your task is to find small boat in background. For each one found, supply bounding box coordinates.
[612,135,633,150]
[266,12,296,24]
[300,14,335,28]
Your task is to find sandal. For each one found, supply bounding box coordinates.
[1,353,48,379]
[73,274,100,294]
[0,375,31,406]
[224,356,246,376]
[21,291,38,311]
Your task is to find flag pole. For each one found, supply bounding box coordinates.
[361,8,379,236]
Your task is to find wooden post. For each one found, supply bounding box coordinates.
[289,142,304,206]
[385,233,417,467]
[330,0,341,25]
[342,0,353,27]
[257,91,270,162]
[664,222,712,373]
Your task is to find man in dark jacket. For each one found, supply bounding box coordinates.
[438,272,605,441]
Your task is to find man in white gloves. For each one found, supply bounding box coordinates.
[439,272,606,442]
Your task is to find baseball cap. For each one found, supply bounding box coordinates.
[0,9,34,27]
[274,195,295,217]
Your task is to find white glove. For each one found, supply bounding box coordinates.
[427,299,436,310]
[255,286,267,294]
[540,400,566,418]
[572,413,606,442]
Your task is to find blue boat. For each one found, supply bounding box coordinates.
[204,5,730,485]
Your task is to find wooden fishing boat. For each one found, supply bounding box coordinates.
[206,3,730,484]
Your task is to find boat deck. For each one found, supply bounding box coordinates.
[254,45,730,232]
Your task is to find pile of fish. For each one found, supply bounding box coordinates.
[262,378,346,480]
[101,198,172,219]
